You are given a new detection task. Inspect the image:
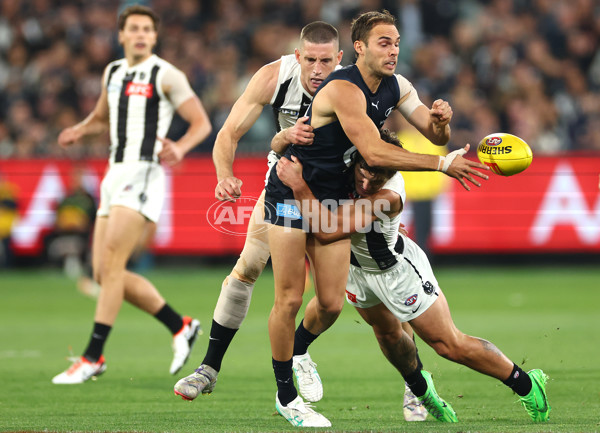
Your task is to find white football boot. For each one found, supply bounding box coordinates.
[52,355,106,384]
[292,352,323,402]
[170,316,202,375]
[275,393,331,428]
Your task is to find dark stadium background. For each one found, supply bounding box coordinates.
[0,0,599,267]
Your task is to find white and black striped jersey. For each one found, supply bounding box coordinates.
[350,172,407,272]
[270,54,314,130]
[266,54,315,167]
[104,54,190,164]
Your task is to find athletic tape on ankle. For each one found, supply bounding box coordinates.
[213,276,254,329]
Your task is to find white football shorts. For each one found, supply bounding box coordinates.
[345,234,439,322]
[264,150,281,185]
[97,161,165,223]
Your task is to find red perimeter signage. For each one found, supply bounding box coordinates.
[1,155,599,256]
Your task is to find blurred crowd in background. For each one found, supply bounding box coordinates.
[0,0,599,160]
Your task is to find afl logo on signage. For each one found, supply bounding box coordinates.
[486,137,503,146]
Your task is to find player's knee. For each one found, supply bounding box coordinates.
[231,268,257,285]
[274,293,304,316]
[233,238,269,283]
[374,327,403,349]
[97,255,125,283]
[317,296,344,317]
[429,337,463,361]
[92,264,102,284]
[429,340,453,359]
[320,303,343,320]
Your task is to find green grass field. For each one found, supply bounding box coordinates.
[1,264,599,432]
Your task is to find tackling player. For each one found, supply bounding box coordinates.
[276,129,550,424]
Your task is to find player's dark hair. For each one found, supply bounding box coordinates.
[351,10,396,46]
[300,21,339,45]
[356,129,403,179]
[118,5,159,31]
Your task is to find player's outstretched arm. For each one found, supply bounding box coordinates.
[213,61,280,201]
[321,81,488,191]
[270,116,314,154]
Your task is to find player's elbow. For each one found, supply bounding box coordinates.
[200,121,213,141]
[216,124,242,145]
[362,150,386,168]
[191,112,212,134]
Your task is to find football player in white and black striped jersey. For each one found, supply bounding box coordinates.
[277,129,550,424]
[52,5,212,385]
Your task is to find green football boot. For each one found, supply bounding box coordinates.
[520,369,550,422]
[417,370,458,422]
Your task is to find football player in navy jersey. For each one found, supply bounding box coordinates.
[263,10,491,427]
[52,5,211,384]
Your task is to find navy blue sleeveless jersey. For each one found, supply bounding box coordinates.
[265,64,401,202]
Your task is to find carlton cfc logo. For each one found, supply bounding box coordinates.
[486,137,503,146]
[126,82,153,98]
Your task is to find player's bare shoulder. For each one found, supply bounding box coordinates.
[245,58,282,104]
[394,73,423,116]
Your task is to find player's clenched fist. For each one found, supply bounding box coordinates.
[215,177,243,202]
[429,99,453,127]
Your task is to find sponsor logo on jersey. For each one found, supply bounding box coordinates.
[126,82,154,98]
[276,202,302,220]
[346,290,357,303]
[279,108,299,116]
[404,294,418,306]
[485,137,503,146]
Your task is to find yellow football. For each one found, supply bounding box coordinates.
[477,133,533,176]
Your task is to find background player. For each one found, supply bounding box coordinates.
[52,5,212,384]
[277,129,550,424]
